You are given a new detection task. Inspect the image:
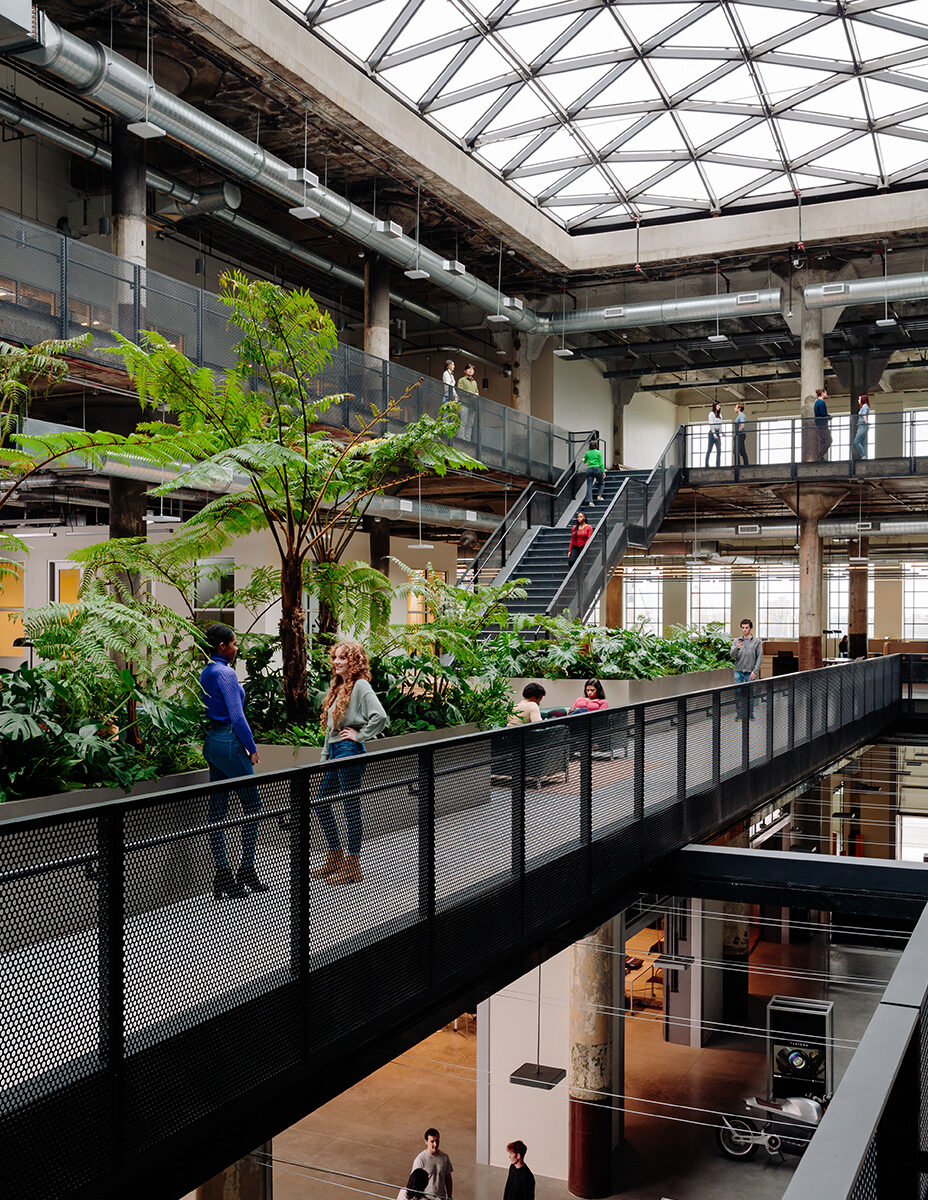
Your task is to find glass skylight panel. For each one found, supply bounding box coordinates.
[556,166,609,196]
[662,6,738,49]
[516,168,572,196]
[731,4,817,49]
[748,172,794,196]
[777,117,843,160]
[850,18,928,59]
[701,161,774,199]
[542,65,613,107]
[578,113,643,152]
[430,90,506,135]
[481,83,551,133]
[501,13,580,63]
[547,10,630,61]
[380,46,461,102]
[876,131,928,173]
[781,22,852,63]
[688,63,760,105]
[812,136,880,176]
[643,160,710,203]
[866,77,928,119]
[518,124,588,165]
[587,61,662,108]
[676,108,747,147]
[720,120,781,162]
[790,170,845,190]
[648,56,721,97]
[474,131,537,168]
[610,157,675,190]
[317,0,408,60]
[757,62,835,107]
[793,78,868,121]
[900,112,928,131]
[618,3,698,46]
[887,0,928,23]
[620,111,688,154]
[388,0,467,54]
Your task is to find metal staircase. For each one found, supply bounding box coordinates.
[462,428,685,623]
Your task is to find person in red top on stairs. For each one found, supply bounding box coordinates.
[567,512,593,568]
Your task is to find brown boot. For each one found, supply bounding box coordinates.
[326,854,363,885]
[311,848,344,879]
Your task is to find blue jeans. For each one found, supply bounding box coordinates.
[203,725,261,871]
[584,469,604,503]
[734,671,754,719]
[316,739,366,856]
[853,427,868,460]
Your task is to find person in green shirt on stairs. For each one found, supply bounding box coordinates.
[582,437,605,504]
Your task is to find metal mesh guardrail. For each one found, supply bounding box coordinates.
[0,210,578,484]
[0,655,901,1200]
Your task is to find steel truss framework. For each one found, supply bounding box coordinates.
[285,0,928,231]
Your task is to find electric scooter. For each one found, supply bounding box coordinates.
[716,1094,828,1161]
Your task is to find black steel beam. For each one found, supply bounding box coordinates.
[653,844,928,918]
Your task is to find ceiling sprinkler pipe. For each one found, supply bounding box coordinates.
[4,7,782,334]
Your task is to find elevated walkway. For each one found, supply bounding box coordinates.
[0,656,905,1200]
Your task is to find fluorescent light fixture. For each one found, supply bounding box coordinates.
[377,219,403,238]
[553,347,573,358]
[487,313,510,324]
[443,259,466,275]
[127,119,166,140]
[707,333,728,343]
[145,513,182,525]
[407,541,434,550]
[495,347,508,355]
[287,166,319,188]
[849,556,868,564]
[404,268,430,281]
[876,317,897,327]
[288,204,319,220]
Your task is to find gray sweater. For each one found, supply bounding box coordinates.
[321,678,389,759]
[731,635,763,675]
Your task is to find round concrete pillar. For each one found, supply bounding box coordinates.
[848,538,869,659]
[800,304,824,462]
[112,121,147,267]
[364,255,391,361]
[569,922,614,1199]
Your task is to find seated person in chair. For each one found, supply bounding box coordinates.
[508,682,546,725]
[570,678,608,713]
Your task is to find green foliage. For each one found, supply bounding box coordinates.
[304,559,393,640]
[0,663,154,802]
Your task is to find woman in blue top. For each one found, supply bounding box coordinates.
[200,623,267,900]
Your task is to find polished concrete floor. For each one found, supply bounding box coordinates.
[183,933,896,1200]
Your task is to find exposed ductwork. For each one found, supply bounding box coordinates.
[155,181,241,221]
[1,6,784,335]
[0,90,441,324]
[804,272,928,311]
[656,518,928,540]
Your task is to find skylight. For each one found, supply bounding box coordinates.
[287,0,928,230]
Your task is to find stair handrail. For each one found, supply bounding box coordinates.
[544,425,686,619]
[459,435,594,589]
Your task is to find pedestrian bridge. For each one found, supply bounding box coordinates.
[0,657,910,1200]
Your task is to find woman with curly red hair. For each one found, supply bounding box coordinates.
[312,641,388,885]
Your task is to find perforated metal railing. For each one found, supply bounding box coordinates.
[0,655,902,1200]
[0,209,579,483]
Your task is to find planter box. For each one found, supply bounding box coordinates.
[508,669,733,711]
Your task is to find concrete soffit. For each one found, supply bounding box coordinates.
[177,0,928,274]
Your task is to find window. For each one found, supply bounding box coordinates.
[407,569,447,625]
[0,563,25,658]
[50,561,81,604]
[903,566,928,639]
[757,573,798,638]
[827,568,875,639]
[904,411,928,457]
[756,419,795,465]
[624,570,662,632]
[194,558,235,627]
[688,570,730,629]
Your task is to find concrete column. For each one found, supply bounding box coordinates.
[569,922,615,1199]
[363,255,391,361]
[112,121,147,266]
[778,485,847,670]
[800,303,823,462]
[848,537,869,658]
[196,1145,272,1200]
[366,515,391,577]
[604,567,623,629]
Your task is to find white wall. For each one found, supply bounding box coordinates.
[553,358,613,464]
[478,951,570,1180]
[623,390,679,468]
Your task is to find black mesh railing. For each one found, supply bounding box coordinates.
[0,210,579,484]
[0,655,901,1200]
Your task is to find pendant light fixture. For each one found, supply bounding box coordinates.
[876,241,896,327]
[405,184,430,281]
[288,108,320,219]
[127,0,165,139]
[487,239,510,324]
[708,260,727,343]
[510,963,566,1090]
[407,475,433,550]
[553,283,573,358]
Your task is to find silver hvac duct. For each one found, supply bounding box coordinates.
[655,518,928,539]
[155,181,241,221]
[0,90,440,324]
[2,7,783,334]
[804,272,928,310]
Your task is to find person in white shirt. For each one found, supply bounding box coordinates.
[442,359,456,402]
[507,682,545,726]
[705,401,722,467]
[412,1129,453,1198]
